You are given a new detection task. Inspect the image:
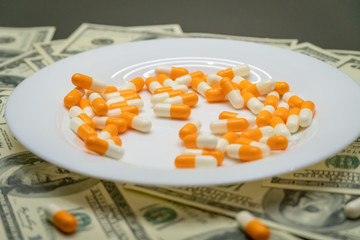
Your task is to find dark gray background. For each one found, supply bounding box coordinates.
[1,0,359,50]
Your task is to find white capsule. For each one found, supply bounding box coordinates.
[231,75,246,84]
[206,74,222,88]
[286,114,299,133]
[103,92,121,101]
[274,123,291,139]
[148,81,163,94]
[345,197,360,219]
[155,65,172,75]
[151,92,173,105]
[197,134,218,149]
[68,106,84,118]
[299,108,313,128]
[233,64,250,77]
[256,78,276,96]
[119,81,136,91]
[227,89,244,109]
[106,96,126,105]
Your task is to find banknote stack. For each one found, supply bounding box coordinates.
[0,23,359,240]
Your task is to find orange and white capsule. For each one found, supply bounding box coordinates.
[260,135,288,150]
[157,73,176,86]
[70,117,97,141]
[98,124,118,139]
[226,144,263,161]
[174,71,204,87]
[282,92,304,108]
[183,134,218,149]
[236,211,270,240]
[155,66,189,79]
[145,77,163,94]
[120,112,152,133]
[216,132,239,152]
[190,77,212,97]
[79,98,95,118]
[232,76,252,91]
[179,120,201,140]
[210,118,253,134]
[273,102,289,122]
[64,87,85,109]
[256,105,275,127]
[164,92,199,107]
[106,136,122,146]
[85,136,124,159]
[108,98,144,111]
[153,103,191,120]
[240,126,274,141]
[242,92,264,114]
[204,88,227,102]
[184,149,224,166]
[241,78,275,97]
[119,77,144,92]
[153,85,188,94]
[274,81,290,96]
[217,64,250,78]
[92,116,127,133]
[151,90,185,105]
[219,77,244,109]
[206,74,223,88]
[270,116,291,139]
[89,92,108,116]
[286,107,300,133]
[71,73,107,93]
[103,86,118,94]
[299,100,315,127]
[264,91,279,108]
[107,105,140,117]
[234,137,270,157]
[118,89,137,96]
[175,155,217,168]
[69,106,94,128]
[45,203,77,234]
[218,111,255,127]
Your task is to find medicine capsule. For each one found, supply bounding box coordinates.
[204,88,227,102]
[256,105,275,127]
[242,92,264,114]
[71,73,107,93]
[155,66,189,79]
[98,124,118,139]
[299,100,315,127]
[282,92,304,108]
[92,116,127,133]
[345,197,360,219]
[270,116,291,139]
[108,99,144,111]
[118,89,137,96]
[85,136,124,159]
[119,77,144,92]
[157,73,176,86]
[240,126,274,141]
[226,144,263,161]
[286,107,300,133]
[107,105,139,117]
[174,71,204,87]
[184,149,224,166]
[234,137,270,157]
[216,132,239,152]
[264,91,279,108]
[164,92,199,107]
[44,203,77,234]
[120,112,152,133]
[121,92,141,100]
[64,87,85,109]
[106,135,122,146]
[179,120,201,140]
[183,134,218,149]
[217,64,250,78]
[151,90,185,105]
[103,86,118,94]
[103,92,123,101]
[274,81,289,96]
[259,135,288,150]
[153,103,191,120]
[273,102,289,122]
[232,76,252,91]
[153,85,188,94]
[206,74,222,88]
[79,98,95,118]
[210,118,252,134]
[145,77,163,94]
[241,78,275,97]
[190,77,212,97]
[174,155,217,168]
[219,77,244,109]
[70,117,97,141]
[89,92,108,116]
[69,106,94,128]
[218,111,255,126]
[236,210,270,240]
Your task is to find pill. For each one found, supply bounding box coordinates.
[44,203,77,234]
[282,92,304,108]
[184,149,225,166]
[98,124,118,139]
[175,155,217,168]
[299,100,315,127]
[92,116,127,133]
[119,77,144,92]
[118,89,137,96]
[155,66,189,79]
[204,88,227,102]
[153,85,188,94]
[259,135,288,150]
[64,87,85,109]
[108,99,144,111]
[264,91,279,108]
[345,197,360,219]
[210,118,252,134]
[241,78,275,97]
[69,106,94,128]
[164,92,199,107]
[236,210,270,240]
[219,77,244,109]
[234,137,270,157]
[103,86,118,94]
[103,92,123,101]
[174,71,204,87]
[151,90,185,105]
[70,117,97,141]
[157,73,176,86]
[179,120,201,140]
[270,116,291,139]
[190,77,211,97]
[286,107,300,133]
[274,81,289,96]
[71,73,107,93]
[145,77,163,94]
[106,136,122,146]
[240,126,274,141]
[232,76,252,91]
[107,105,139,117]
[153,103,191,120]
[218,111,255,127]
[79,98,95,118]
[256,105,275,127]
[89,92,108,116]
[85,136,124,159]
[217,64,250,78]
[121,92,141,100]
[106,96,126,105]
[226,144,263,161]
[216,132,239,152]
[206,74,223,88]
[120,112,152,133]
[273,102,289,122]
[242,92,264,114]
[183,134,218,149]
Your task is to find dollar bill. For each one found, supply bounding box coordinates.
[327,49,360,58]
[334,56,360,85]
[24,56,48,71]
[33,40,66,64]
[0,26,55,63]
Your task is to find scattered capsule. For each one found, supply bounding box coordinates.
[256,105,275,127]
[299,100,315,127]
[119,77,144,92]
[219,77,244,109]
[175,155,217,168]
[264,91,279,108]
[106,136,122,146]
[79,98,95,118]
[98,124,118,139]
[241,78,275,97]
[107,105,139,117]
[157,73,176,86]
[273,102,289,122]
[345,197,360,219]
[155,66,189,79]
[191,77,212,97]
[174,71,204,87]
[118,89,137,96]
[232,76,252,91]
[103,92,123,101]
[103,86,118,94]
[164,92,199,107]
[282,92,304,108]
[204,88,227,102]
[217,64,250,78]
[151,90,185,105]
[242,92,264,114]
[153,103,191,120]
[286,107,300,133]
[184,149,224,166]
[45,203,77,234]
[236,210,270,240]
[70,117,97,141]
[92,116,127,133]
[106,96,126,105]
[210,118,252,134]
[69,106,94,128]
[145,77,163,94]
[226,144,263,161]
[274,81,289,96]
[120,112,152,133]
[240,126,274,141]
[153,85,188,94]
[89,92,108,116]
[121,92,141,100]
[206,74,222,88]
[270,116,291,139]
[64,87,85,109]
[234,137,270,157]
[179,120,201,140]
[85,136,124,159]
[183,134,218,149]
[216,132,239,152]
[108,99,144,111]
[71,73,107,93]
[218,111,255,126]
[259,135,288,150]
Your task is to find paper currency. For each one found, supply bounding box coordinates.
[328,49,360,58]
[335,56,360,84]
[24,56,48,71]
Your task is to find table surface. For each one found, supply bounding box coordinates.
[1,0,360,51]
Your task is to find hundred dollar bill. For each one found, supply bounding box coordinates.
[24,56,48,71]
[125,180,360,240]
[334,56,360,85]
[33,39,66,64]
[327,49,360,58]
[127,23,183,34]
[0,26,55,63]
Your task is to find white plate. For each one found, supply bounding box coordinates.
[5,38,360,186]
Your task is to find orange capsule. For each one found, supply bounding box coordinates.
[240,126,274,141]
[85,136,124,159]
[264,91,279,108]
[71,73,107,93]
[274,81,290,96]
[216,132,239,152]
[273,102,289,122]
[174,71,204,86]
[153,85,188,94]
[145,77,163,94]
[190,77,212,97]
[69,106,95,128]
[165,92,199,107]
[260,135,288,150]
[118,89,137,96]
[220,77,244,109]
[210,118,252,134]
[157,73,176,86]
[174,155,217,168]
[286,107,300,133]
[70,117,97,141]
[232,76,252,91]
[256,105,275,127]
[106,136,122,146]
[226,144,263,161]
[234,137,270,157]
[236,211,270,240]
[108,99,144,111]
[121,92,141,101]
[103,86,118,94]
[183,134,218,149]
[299,100,315,127]
[283,92,304,108]
[204,88,227,102]
[155,66,189,79]
[120,112,152,133]
[64,87,85,109]
[179,120,201,140]
[270,116,291,139]
[119,77,145,92]
[89,92,108,116]
[183,149,225,166]
[107,105,140,117]
[151,90,186,105]
[79,98,95,118]
[217,64,250,78]
[98,124,118,139]
[45,203,77,234]
[241,78,275,97]
[242,92,264,114]
[153,103,191,120]
[92,116,127,134]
